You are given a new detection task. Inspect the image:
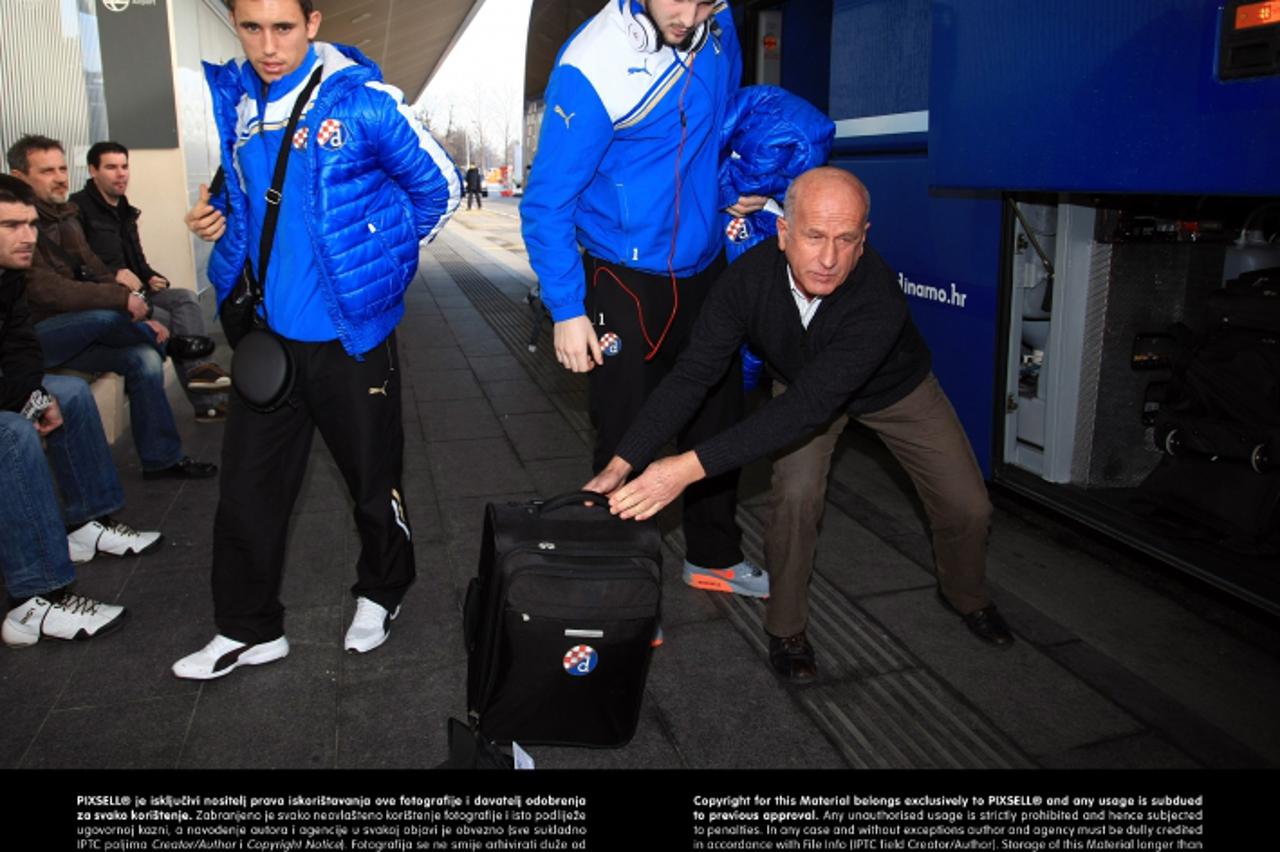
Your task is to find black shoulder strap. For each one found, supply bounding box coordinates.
[254,64,324,316]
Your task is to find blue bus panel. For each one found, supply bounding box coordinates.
[928,0,1280,195]
[832,154,1003,474]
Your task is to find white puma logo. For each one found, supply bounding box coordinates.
[391,488,411,541]
[368,381,388,397]
[555,105,575,129]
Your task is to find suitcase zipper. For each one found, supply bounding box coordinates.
[507,543,660,562]
[504,549,662,582]
[516,615,610,638]
[505,563,660,626]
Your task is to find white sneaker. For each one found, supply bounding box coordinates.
[3,593,127,648]
[344,597,400,653]
[68,518,163,564]
[171,634,289,680]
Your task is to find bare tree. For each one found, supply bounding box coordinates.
[419,98,469,167]
[498,82,519,181]
[470,83,493,171]
[417,82,523,174]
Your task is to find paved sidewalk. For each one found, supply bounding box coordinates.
[1,207,1277,771]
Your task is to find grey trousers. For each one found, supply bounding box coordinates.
[763,373,993,637]
[149,286,221,407]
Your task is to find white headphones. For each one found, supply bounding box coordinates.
[626,1,712,54]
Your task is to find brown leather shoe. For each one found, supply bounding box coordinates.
[186,362,231,391]
[768,631,818,681]
[936,587,1015,647]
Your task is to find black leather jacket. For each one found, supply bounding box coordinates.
[70,181,162,282]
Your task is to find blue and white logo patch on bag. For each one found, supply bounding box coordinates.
[562,644,598,676]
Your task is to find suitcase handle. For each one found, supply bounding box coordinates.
[538,491,611,514]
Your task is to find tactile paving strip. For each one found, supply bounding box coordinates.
[432,241,590,435]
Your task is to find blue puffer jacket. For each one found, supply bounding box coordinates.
[204,43,461,356]
[719,85,834,262]
[718,85,834,390]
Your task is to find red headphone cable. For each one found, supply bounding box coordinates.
[590,46,699,362]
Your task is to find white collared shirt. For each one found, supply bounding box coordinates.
[787,265,823,329]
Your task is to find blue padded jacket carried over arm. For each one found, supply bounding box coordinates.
[718,84,835,262]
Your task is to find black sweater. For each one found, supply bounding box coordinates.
[0,268,46,413]
[615,240,932,478]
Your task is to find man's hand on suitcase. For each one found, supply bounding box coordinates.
[600,452,706,521]
[583,457,632,503]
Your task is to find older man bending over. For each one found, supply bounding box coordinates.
[586,167,1013,681]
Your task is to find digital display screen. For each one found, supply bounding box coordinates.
[1236,1,1280,30]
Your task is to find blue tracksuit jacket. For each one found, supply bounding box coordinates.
[520,0,742,323]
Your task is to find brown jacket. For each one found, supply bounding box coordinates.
[27,197,128,324]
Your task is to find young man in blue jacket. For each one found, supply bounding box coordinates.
[175,0,460,679]
[521,0,769,597]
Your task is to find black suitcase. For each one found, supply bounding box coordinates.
[463,491,663,747]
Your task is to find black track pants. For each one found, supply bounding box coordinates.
[584,253,745,569]
[211,332,415,643]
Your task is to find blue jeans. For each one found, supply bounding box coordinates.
[35,311,183,471]
[35,309,156,364]
[0,375,123,601]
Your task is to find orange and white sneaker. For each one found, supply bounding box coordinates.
[681,559,769,598]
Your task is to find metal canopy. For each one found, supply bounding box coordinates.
[313,0,484,100]
[523,0,599,100]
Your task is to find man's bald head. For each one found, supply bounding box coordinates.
[782,167,870,226]
[777,167,872,300]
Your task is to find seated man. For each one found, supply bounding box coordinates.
[1,175,160,648]
[7,135,215,479]
[72,141,231,422]
[586,167,1014,682]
